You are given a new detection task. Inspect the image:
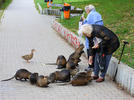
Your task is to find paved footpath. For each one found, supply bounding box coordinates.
[0,0,133,100]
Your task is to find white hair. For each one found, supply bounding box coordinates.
[78,24,93,37]
[85,4,95,11]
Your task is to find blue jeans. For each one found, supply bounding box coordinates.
[94,53,112,78]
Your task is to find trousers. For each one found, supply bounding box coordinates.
[94,53,112,78]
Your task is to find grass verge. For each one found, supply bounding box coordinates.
[0,0,12,20]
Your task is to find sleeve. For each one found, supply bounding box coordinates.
[83,14,92,24]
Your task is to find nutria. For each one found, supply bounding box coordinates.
[36,75,50,87]
[68,44,84,60]
[29,73,38,84]
[1,69,32,81]
[45,55,67,69]
[58,70,92,86]
[67,44,84,67]
[70,68,79,77]
[66,60,76,70]
[48,69,70,83]
[70,70,92,86]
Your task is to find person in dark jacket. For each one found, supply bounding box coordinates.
[78,24,120,82]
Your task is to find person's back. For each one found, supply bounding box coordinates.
[84,9,103,25]
[92,24,120,54]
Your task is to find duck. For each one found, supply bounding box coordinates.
[22,49,35,63]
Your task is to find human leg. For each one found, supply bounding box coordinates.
[93,53,100,77]
[100,54,112,78]
[96,54,112,82]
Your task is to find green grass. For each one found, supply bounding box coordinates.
[0,10,4,19]
[0,0,12,20]
[34,0,134,68]
[0,0,12,9]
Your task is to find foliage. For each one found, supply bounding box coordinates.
[0,0,12,20]
[0,0,12,9]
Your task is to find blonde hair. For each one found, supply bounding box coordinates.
[78,24,93,37]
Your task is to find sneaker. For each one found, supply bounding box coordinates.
[92,76,99,80]
[96,77,105,82]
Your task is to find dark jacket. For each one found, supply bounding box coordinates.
[88,25,120,56]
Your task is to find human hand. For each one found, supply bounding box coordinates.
[92,44,99,49]
[81,16,85,21]
[88,56,93,65]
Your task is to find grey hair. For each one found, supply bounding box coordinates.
[78,24,93,36]
[85,4,95,11]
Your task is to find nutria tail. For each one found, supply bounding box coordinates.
[57,81,71,86]
[44,63,57,65]
[1,76,15,82]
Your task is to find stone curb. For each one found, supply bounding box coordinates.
[51,20,134,96]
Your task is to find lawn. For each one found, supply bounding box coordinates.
[35,0,134,68]
[0,0,12,20]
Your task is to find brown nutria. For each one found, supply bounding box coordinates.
[1,69,32,81]
[29,73,38,85]
[70,70,92,86]
[68,44,84,60]
[36,75,50,87]
[45,55,67,69]
[70,68,79,77]
[67,44,84,67]
[66,60,76,70]
[48,69,70,83]
[58,69,92,86]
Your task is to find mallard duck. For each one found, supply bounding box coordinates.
[22,49,35,63]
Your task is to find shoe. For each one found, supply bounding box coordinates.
[96,77,105,82]
[92,76,99,80]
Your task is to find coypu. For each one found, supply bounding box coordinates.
[68,44,84,60]
[45,55,67,69]
[70,70,92,86]
[66,61,79,77]
[58,70,92,86]
[66,60,76,70]
[67,44,84,67]
[48,69,70,83]
[29,73,38,85]
[36,75,50,87]
[1,69,32,81]
[70,68,79,77]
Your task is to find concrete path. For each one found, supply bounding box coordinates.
[0,0,133,100]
